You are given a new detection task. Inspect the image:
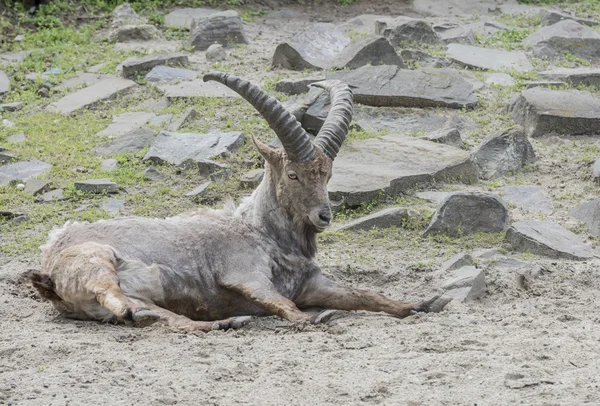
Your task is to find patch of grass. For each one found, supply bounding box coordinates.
[345,127,388,142]
[238,9,268,22]
[478,28,533,50]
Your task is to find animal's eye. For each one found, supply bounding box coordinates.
[288,173,298,180]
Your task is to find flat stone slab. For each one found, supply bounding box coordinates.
[353,106,451,134]
[164,8,218,29]
[115,40,183,54]
[0,102,25,112]
[189,10,248,51]
[421,127,463,148]
[441,266,486,302]
[274,78,323,95]
[0,70,9,96]
[121,53,188,79]
[539,9,598,27]
[506,220,595,260]
[46,78,137,116]
[96,127,156,156]
[24,179,51,195]
[157,79,240,99]
[511,88,600,137]
[416,191,451,205]
[447,44,533,72]
[102,198,124,215]
[569,199,600,237]
[6,133,26,143]
[0,50,32,64]
[328,134,476,207]
[499,185,554,214]
[484,73,516,87]
[272,23,351,70]
[185,181,212,197]
[74,179,118,194]
[439,252,474,273]
[239,168,265,188]
[145,66,198,82]
[328,65,478,109]
[330,35,403,70]
[375,17,441,46]
[539,67,600,87]
[96,112,156,138]
[0,160,52,186]
[336,207,408,231]
[523,20,600,60]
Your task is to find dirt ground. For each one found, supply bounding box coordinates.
[2,0,600,405]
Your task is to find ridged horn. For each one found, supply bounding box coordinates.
[311,80,353,160]
[203,72,316,162]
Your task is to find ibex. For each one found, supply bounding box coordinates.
[29,73,447,332]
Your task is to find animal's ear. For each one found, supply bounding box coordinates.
[252,136,283,166]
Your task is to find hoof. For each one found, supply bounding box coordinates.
[413,295,452,314]
[131,308,161,327]
[310,309,340,324]
[211,316,253,331]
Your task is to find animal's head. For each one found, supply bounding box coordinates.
[204,73,353,233]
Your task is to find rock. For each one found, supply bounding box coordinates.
[499,185,553,214]
[447,44,533,72]
[96,112,156,138]
[0,210,24,219]
[412,0,500,16]
[416,191,451,205]
[168,108,198,131]
[100,159,118,172]
[189,10,248,51]
[144,130,245,173]
[37,88,50,98]
[88,63,107,73]
[302,91,330,135]
[353,105,449,134]
[46,78,137,116]
[108,24,162,43]
[185,181,212,197]
[0,152,16,163]
[0,160,52,186]
[143,167,165,181]
[510,88,600,137]
[38,189,64,202]
[114,40,183,54]
[337,207,408,231]
[421,127,463,148]
[484,73,516,87]
[240,169,265,188]
[121,53,188,79]
[6,133,26,143]
[594,158,600,185]
[442,266,486,302]
[400,49,451,68]
[164,8,218,29]
[328,65,478,109]
[274,78,323,96]
[433,22,475,44]
[471,126,535,179]
[272,24,351,70]
[522,80,565,89]
[338,14,386,35]
[523,20,600,60]
[330,35,404,70]
[102,198,124,215]
[24,179,51,196]
[472,247,502,259]
[375,17,441,46]
[506,220,595,260]
[570,199,600,236]
[157,79,240,99]
[74,179,118,194]
[0,70,9,96]
[329,135,476,207]
[0,102,24,112]
[149,114,174,126]
[538,67,600,87]
[111,3,146,26]
[205,44,227,62]
[0,50,31,64]
[439,252,474,273]
[539,9,598,27]
[2,119,15,128]
[424,193,508,237]
[145,66,198,82]
[16,183,25,190]
[54,73,117,92]
[96,127,155,157]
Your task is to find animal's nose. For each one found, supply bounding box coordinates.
[318,211,332,225]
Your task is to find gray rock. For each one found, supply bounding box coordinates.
[114,40,183,54]
[400,49,451,68]
[164,8,218,29]
[0,102,25,112]
[100,159,118,172]
[143,167,165,181]
[102,198,124,215]
[328,65,478,109]
[412,0,501,17]
[96,112,156,138]
[499,185,553,214]
[46,78,137,116]
[0,160,52,186]
[277,87,324,127]
[424,193,508,237]
[442,266,486,302]
[523,20,600,60]
[0,152,16,163]
[6,133,26,143]
[274,78,323,96]
[539,9,598,27]
[0,70,9,96]
[108,24,162,43]
[54,73,117,92]
[149,114,174,126]
[2,119,15,128]
[240,168,265,188]
[421,127,463,148]
[272,24,351,70]
[144,130,245,171]
[447,44,533,72]
[111,3,146,26]
[0,50,32,64]
[375,17,441,46]
[96,127,156,156]
[185,181,212,197]
[337,207,408,231]
[38,189,64,202]
[538,67,600,87]
[471,126,536,179]
[433,22,476,44]
[570,199,600,236]
[353,105,449,134]
[205,44,227,62]
[510,88,600,137]
[594,158,600,185]
[485,73,516,87]
[121,53,188,79]
[439,252,474,273]
[329,135,476,207]
[0,210,24,219]
[338,14,387,35]
[157,78,240,99]
[74,179,118,194]
[330,35,404,70]
[168,108,198,131]
[473,247,502,259]
[37,88,50,98]
[189,10,248,51]
[24,179,51,196]
[145,65,198,82]
[522,80,566,89]
[416,191,451,205]
[302,91,330,135]
[506,220,595,260]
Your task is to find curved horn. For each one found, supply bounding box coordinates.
[203,72,315,162]
[311,80,353,160]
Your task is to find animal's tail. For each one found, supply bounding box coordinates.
[28,271,61,301]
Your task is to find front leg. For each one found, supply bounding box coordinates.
[296,273,445,318]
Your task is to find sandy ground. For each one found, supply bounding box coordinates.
[2,1,600,405]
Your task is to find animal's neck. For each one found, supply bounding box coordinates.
[236,166,317,258]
